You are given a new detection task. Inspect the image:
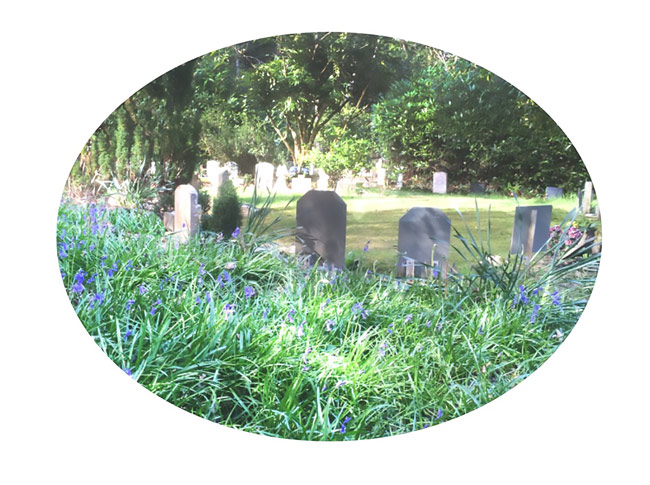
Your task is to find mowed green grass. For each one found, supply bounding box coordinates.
[240,188,580,273]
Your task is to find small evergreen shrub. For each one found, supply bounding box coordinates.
[202,180,242,236]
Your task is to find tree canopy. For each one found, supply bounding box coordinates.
[72,32,587,194]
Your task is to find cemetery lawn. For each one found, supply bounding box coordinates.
[241,189,582,273]
[57,198,598,441]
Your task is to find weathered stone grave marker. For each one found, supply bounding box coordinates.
[509,205,553,255]
[396,173,403,189]
[545,186,563,199]
[433,172,447,194]
[396,207,451,278]
[470,182,486,193]
[335,178,356,197]
[582,181,594,214]
[173,184,201,243]
[292,174,312,194]
[255,162,275,194]
[315,168,330,190]
[274,164,289,192]
[296,190,346,269]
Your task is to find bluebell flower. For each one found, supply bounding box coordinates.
[320,299,330,310]
[224,303,236,320]
[263,308,268,319]
[404,314,412,323]
[231,227,240,238]
[551,290,562,308]
[363,241,370,252]
[335,379,346,389]
[195,295,201,305]
[199,263,206,275]
[205,292,211,303]
[222,270,231,284]
[325,319,334,332]
[71,280,85,293]
[519,285,529,305]
[93,291,105,306]
[123,329,133,341]
[378,341,387,357]
[530,304,541,323]
[87,273,96,284]
[125,260,133,271]
[435,408,443,420]
[387,323,394,335]
[296,320,305,337]
[425,320,431,328]
[339,416,351,434]
[478,325,484,335]
[138,284,147,295]
[126,299,135,311]
[244,286,255,299]
[122,367,132,376]
[287,309,296,323]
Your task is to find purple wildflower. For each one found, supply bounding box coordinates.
[530,304,541,323]
[224,303,236,320]
[199,263,206,275]
[263,308,268,319]
[339,416,351,434]
[71,280,85,293]
[320,298,330,310]
[335,379,346,389]
[244,286,255,299]
[425,320,431,328]
[287,309,296,323]
[404,314,413,323]
[107,262,118,277]
[378,341,387,357]
[363,241,370,252]
[325,319,334,332]
[519,285,529,305]
[296,320,305,337]
[221,270,231,284]
[435,408,443,420]
[122,367,132,376]
[551,291,562,308]
[123,329,133,341]
[231,227,240,238]
[126,299,135,311]
[387,323,394,335]
[138,284,148,295]
[125,260,133,271]
[478,325,484,335]
[205,292,211,303]
[195,295,201,305]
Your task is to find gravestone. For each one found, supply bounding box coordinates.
[315,169,330,190]
[582,181,593,214]
[209,168,230,197]
[335,178,356,196]
[224,161,239,179]
[206,160,221,183]
[396,207,451,279]
[545,186,563,199]
[292,175,312,194]
[509,205,553,255]
[470,182,486,193]
[432,172,447,194]
[273,164,289,192]
[296,190,347,269]
[396,173,403,189]
[376,167,386,187]
[174,184,201,243]
[255,162,275,194]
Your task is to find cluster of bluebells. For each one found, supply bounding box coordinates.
[512,284,563,323]
[351,302,369,320]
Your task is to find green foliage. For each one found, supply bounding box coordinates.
[57,200,595,440]
[374,58,587,192]
[202,180,242,236]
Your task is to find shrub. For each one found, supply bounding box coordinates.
[202,180,242,236]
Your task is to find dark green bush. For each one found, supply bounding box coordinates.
[202,180,242,236]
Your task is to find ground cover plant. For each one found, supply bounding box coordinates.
[57,196,599,440]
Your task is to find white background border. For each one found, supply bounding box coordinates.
[2,1,648,483]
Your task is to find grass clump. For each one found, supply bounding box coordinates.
[57,198,598,440]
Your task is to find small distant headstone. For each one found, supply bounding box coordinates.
[335,178,356,196]
[174,184,201,243]
[396,173,403,189]
[375,158,383,172]
[274,164,289,192]
[582,181,593,214]
[316,169,330,190]
[206,160,221,182]
[432,172,447,194]
[190,173,201,191]
[376,167,386,187]
[163,211,175,232]
[470,182,486,193]
[292,175,312,194]
[509,205,553,255]
[545,186,563,199]
[255,162,275,194]
[577,189,584,210]
[396,207,451,278]
[296,190,347,269]
[209,168,230,197]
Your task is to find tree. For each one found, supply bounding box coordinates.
[232,33,414,167]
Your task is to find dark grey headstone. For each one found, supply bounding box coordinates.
[396,207,451,278]
[433,172,447,194]
[470,182,486,193]
[296,190,347,269]
[545,186,563,199]
[509,205,553,255]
